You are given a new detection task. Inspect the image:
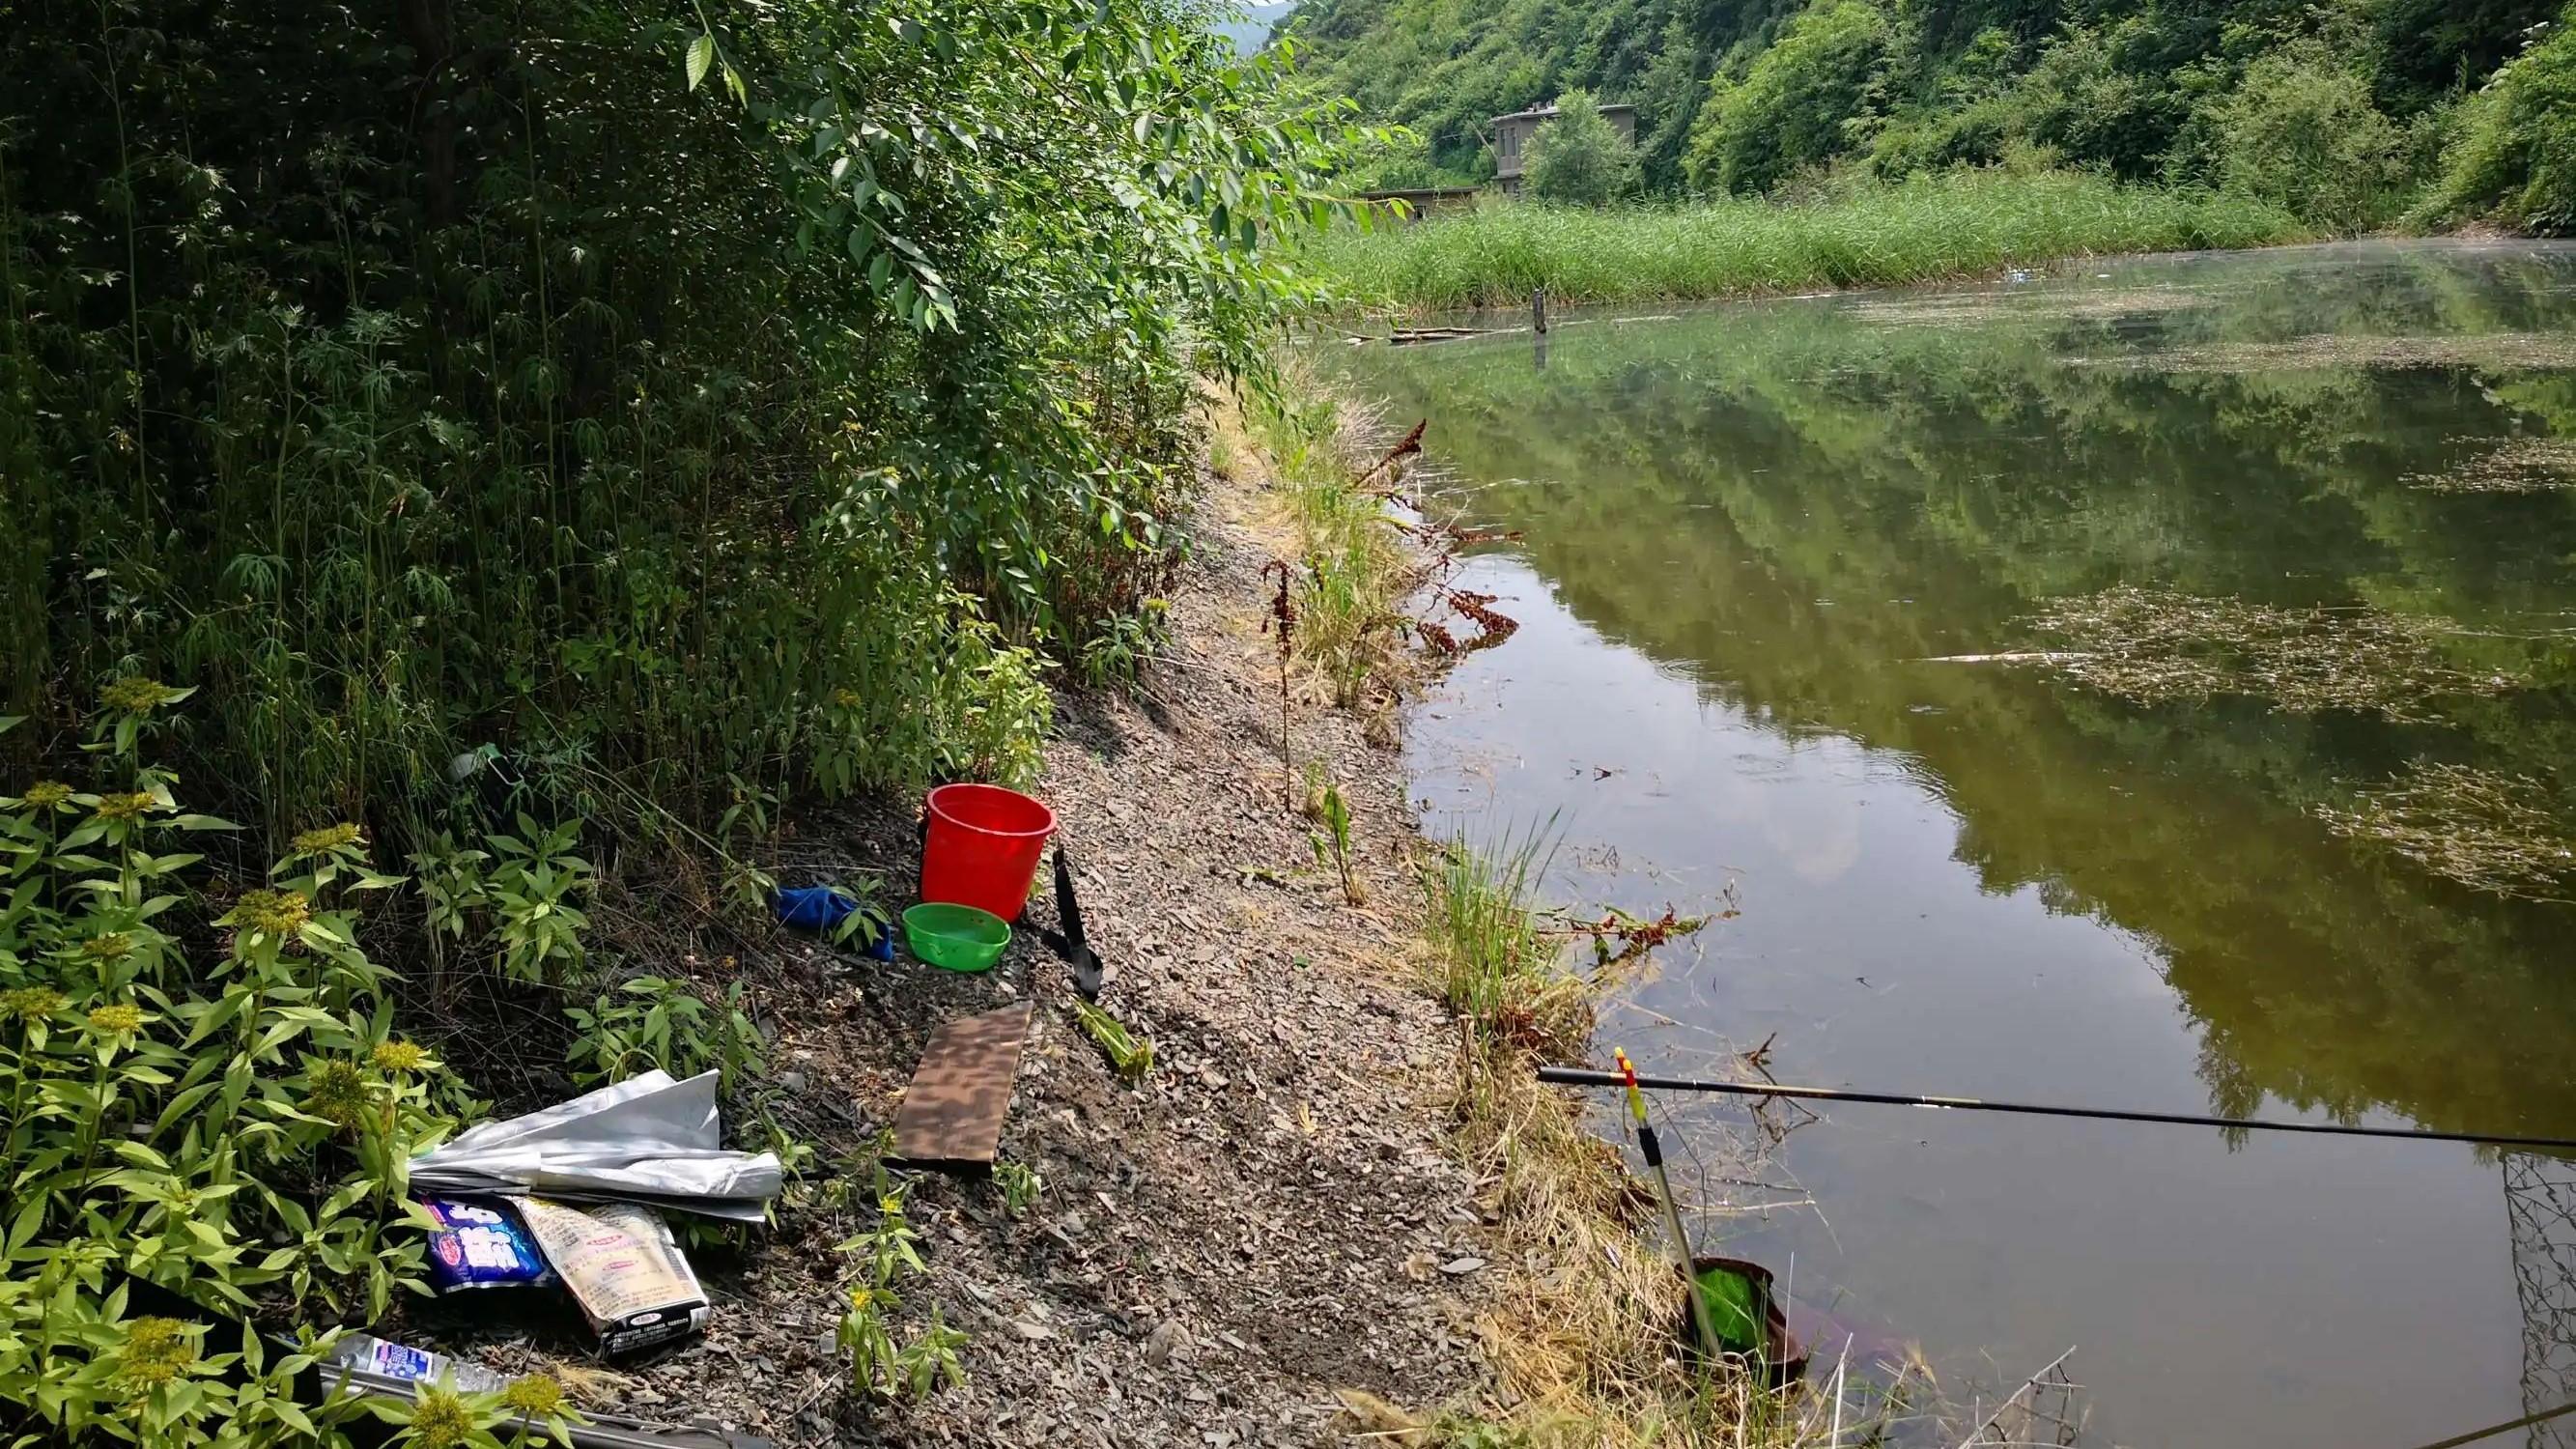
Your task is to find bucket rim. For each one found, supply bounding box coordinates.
[926,781,1057,839]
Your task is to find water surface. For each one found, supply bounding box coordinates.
[1330,241,2576,1448]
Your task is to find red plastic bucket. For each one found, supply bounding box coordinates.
[920,783,1056,922]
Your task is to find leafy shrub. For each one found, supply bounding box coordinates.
[481,818,596,984]
[567,977,769,1094]
[1684,0,1903,195]
[0,703,470,1445]
[2199,45,2411,233]
[402,817,595,985]
[936,620,1054,791]
[1345,128,1485,191]
[1078,599,1172,693]
[2425,12,2576,232]
[1867,25,2022,177]
[1996,20,2185,182]
[1524,90,1642,205]
[2,0,1370,861]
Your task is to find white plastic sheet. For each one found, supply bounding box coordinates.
[410,1069,780,1222]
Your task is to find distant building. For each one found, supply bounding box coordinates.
[1490,101,1637,192]
[1357,186,1483,222]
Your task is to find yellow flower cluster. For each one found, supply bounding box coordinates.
[406,1387,478,1449]
[0,986,67,1023]
[301,1059,371,1129]
[291,821,363,853]
[231,888,312,937]
[369,1039,432,1075]
[99,676,182,713]
[110,1318,196,1393]
[500,1375,566,1417]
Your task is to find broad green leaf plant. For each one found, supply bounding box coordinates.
[0,693,481,1445]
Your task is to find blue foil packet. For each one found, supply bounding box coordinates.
[419,1197,553,1293]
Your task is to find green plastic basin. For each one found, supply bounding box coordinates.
[902,901,1011,973]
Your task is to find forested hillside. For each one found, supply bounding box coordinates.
[1289,0,2576,231]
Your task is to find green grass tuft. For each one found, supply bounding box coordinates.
[1422,821,1591,1061]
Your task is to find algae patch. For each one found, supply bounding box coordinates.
[2015,586,2514,722]
[1847,287,2206,328]
[2316,762,2576,898]
[2408,436,2576,494]
[2069,332,2576,374]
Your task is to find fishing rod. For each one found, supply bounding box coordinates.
[1535,1065,2576,1151]
[1614,1048,1726,1362]
[2402,1398,2576,1449]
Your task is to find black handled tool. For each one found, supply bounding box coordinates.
[1035,845,1111,999]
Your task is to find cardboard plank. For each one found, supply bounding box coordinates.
[891,1003,1033,1172]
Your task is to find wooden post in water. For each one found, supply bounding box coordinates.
[1532,286,1548,334]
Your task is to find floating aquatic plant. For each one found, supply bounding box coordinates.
[2015,586,2514,722]
[2070,332,2576,374]
[2407,436,2576,494]
[2316,762,2576,899]
[1847,287,2205,327]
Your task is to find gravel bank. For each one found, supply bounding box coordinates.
[408,462,1485,1446]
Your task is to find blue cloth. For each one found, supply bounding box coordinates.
[773,887,893,958]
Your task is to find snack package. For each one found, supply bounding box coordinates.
[331,1333,512,1394]
[418,1197,553,1293]
[509,1197,711,1356]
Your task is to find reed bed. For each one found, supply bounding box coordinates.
[1306,171,2307,315]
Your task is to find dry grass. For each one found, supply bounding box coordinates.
[2018,586,2514,723]
[2316,761,2576,898]
[2068,332,2576,374]
[2407,436,2576,494]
